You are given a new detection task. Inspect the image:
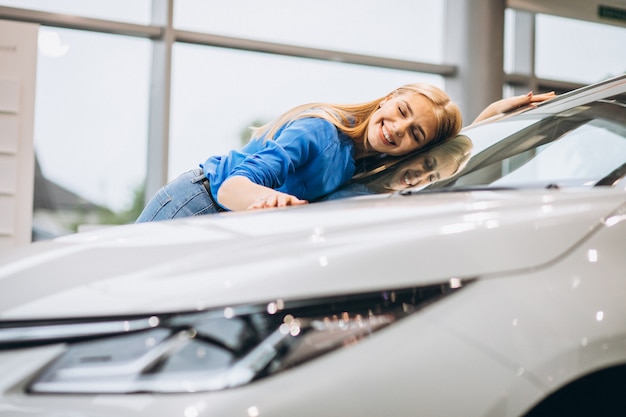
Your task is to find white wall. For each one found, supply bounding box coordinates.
[0,19,38,248]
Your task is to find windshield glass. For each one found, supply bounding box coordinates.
[492,122,626,187]
[434,98,626,190]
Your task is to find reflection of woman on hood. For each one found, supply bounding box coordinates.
[357,135,473,193]
[373,135,473,192]
[323,135,472,199]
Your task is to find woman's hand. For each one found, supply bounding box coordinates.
[246,192,308,210]
[217,176,308,211]
[473,91,556,124]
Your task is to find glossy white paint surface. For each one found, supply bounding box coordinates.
[0,189,622,319]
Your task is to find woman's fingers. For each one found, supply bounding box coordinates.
[246,198,267,210]
[246,193,308,210]
[529,91,556,103]
[508,91,556,111]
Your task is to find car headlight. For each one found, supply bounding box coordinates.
[0,279,473,394]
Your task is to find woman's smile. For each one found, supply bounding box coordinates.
[380,124,396,146]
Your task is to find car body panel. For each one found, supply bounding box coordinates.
[0,189,623,319]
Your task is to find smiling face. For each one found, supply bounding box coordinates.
[366,92,439,156]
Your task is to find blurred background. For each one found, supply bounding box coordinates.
[0,0,625,240]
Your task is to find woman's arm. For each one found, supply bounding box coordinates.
[472,91,556,124]
[217,118,341,211]
[217,175,308,211]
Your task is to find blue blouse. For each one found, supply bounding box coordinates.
[201,117,356,209]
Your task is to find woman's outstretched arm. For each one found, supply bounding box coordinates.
[217,175,308,211]
[472,91,556,125]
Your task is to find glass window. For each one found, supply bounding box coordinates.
[491,123,626,186]
[503,8,534,76]
[33,27,151,233]
[535,14,626,84]
[169,43,444,179]
[173,0,445,63]
[0,0,152,25]
[444,98,626,189]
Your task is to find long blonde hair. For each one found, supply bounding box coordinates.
[432,134,473,176]
[251,83,463,151]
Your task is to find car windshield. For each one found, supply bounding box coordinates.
[320,89,626,201]
[431,98,626,190]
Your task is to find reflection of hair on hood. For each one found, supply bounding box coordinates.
[436,134,473,176]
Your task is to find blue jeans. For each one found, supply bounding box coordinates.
[135,169,222,222]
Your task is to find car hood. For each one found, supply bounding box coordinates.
[0,189,622,320]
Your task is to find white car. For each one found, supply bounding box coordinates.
[1,75,625,417]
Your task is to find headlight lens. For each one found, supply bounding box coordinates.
[2,280,473,394]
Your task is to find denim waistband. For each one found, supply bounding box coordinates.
[194,169,226,212]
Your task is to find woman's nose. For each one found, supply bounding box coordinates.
[391,120,410,138]
[406,170,425,186]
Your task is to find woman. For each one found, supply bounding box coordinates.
[136,86,552,221]
[137,83,463,221]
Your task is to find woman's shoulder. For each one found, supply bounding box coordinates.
[279,116,339,141]
[288,115,336,130]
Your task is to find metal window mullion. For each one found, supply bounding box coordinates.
[145,0,174,201]
[175,29,457,76]
[529,11,538,92]
[0,5,161,38]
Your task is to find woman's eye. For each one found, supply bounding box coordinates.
[412,129,420,143]
[398,107,405,117]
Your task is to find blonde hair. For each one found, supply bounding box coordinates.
[432,134,473,176]
[251,83,463,151]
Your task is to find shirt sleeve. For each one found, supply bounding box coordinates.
[229,118,337,189]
